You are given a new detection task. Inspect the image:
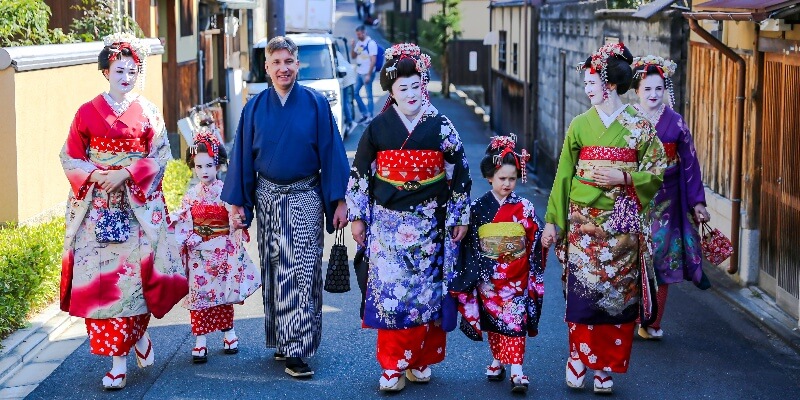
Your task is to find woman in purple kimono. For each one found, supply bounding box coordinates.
[631,56,711,340]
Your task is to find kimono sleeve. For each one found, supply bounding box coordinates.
[677,116,706,207]
[316,94,349,234]
[126,102,172,203]
[346,123,377,222]
[222,97,258,226]
[170,189,202,250]
[545,119,581,231]
[439,116,471,227]
[60,108,98,200]
[524,204,545,336]
[630,121,666,209]
[449,201,486,293]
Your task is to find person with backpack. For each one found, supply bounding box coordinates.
[350,25,383,124]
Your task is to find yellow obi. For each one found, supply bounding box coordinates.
[478,222,527,261]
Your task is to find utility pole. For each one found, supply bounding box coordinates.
[267,0,285,39]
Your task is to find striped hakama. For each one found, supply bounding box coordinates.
[255,175,324,358]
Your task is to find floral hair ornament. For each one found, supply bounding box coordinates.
[490,133,531,183]
[380,43,433,113]
[190,130,222,166]
[102,31,150,88]
[576,42,630,101]
[632,55,678,107]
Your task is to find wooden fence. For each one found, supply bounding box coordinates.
[447,40,490,106]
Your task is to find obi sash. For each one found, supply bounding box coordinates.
[477,222,527,262]
[192,204,230,241]
[662,142,678,167]
[375,149,445,191]
[90,137,147,153]
[575,146,638,187]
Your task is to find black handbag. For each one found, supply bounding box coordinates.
[324,229,351,293]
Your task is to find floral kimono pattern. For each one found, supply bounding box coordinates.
[346,103,471,331]
[170,179,261,311]
[60,93,186,321]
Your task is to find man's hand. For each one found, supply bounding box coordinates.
[231,205,248,230]
[363,73,372,83]
[351,219,366,247]
[451,225,468,242]
[333,200,349,229]
[94,169,130,192]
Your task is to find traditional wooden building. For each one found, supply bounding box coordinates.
[684,0,800,323]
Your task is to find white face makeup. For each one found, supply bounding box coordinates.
[193,152,218,186]
[636,73,666,112]
[391,75,423,117]
[265,48,299,93]
[584,70,605,106]
[105,57,139,98]
[489,164,519,200]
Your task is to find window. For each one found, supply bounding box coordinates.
[498,30,507,72]
[512,43,518,75]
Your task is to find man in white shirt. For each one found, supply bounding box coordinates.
[350,25,378,123]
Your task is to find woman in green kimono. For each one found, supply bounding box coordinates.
[540,43,666,394]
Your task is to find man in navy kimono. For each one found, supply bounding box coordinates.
[222,36,349,379]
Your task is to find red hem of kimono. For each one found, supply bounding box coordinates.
[488,332,526,365]
[568,322,634,373]
[85,314,150,356]
[376,323,446,370]
[190,304,234,335]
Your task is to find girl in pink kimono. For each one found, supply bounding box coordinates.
[170,131,261,363]
[59,33,186,390]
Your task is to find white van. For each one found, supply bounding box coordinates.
[246,34,357,137]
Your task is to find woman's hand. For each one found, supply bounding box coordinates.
[451,225,467,242]
[693,204,710,223]
[541,223,557,248]
[94,169,131,192]
[351,219,367,247]
[231,205,247,230]
[593,167,627,186]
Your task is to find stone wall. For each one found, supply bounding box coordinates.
[534,0,688,185]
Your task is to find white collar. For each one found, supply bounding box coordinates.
[392,103,426,134]
[595,103,628,128]
[103,92,138,116]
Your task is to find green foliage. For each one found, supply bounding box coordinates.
[163,159,192,211]
[0,217,65,340]
[421,0,461,96]
[0,160,190,341]
[0,0,75,47]
[70,0,143,42]
[606,0,648,9]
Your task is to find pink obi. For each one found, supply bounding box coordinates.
[90,137,147,153]
[375,150,445,191]
[575,146,638,186]
[191,204,230,241]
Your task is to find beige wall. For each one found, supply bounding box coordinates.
[0,69,19,223]
[690,19,800,50]
[490,6,532,82]
[422,1,490,41]
[176,0,199,63]
[0,54,164,223]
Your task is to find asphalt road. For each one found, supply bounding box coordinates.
[27,2,800,399]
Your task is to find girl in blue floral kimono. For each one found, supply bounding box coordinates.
[346,43,471,392]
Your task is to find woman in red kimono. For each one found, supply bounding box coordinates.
[59,33,185,390]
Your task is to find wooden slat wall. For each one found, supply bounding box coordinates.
[686,44,758,221]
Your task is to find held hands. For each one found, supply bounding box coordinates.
[694,204,710,223]
[231,205,248,230]
[541,223,557,248]
[92,169,131,192]
[451,225,467,242]
[593,167,628,187]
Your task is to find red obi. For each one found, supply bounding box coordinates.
[90,137,147,153]
[579,146,637,162]
[662,142,678,162]
[376,150,445,191]
[191,204,230,241]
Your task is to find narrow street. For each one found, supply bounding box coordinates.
[21,2,800,399]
